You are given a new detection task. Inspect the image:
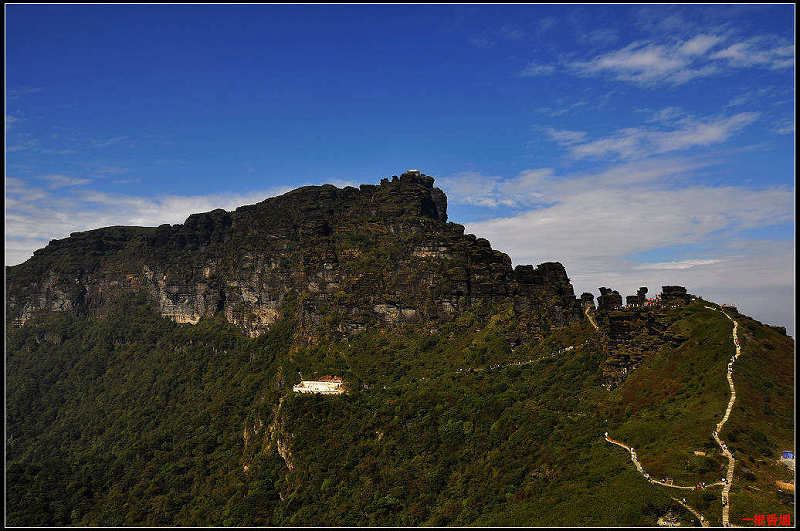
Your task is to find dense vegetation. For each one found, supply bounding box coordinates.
[6,295,794,526]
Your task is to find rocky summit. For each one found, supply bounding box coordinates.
[6,171,581,342]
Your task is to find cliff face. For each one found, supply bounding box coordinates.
[6,171,582,340]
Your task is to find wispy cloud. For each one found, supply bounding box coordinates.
[678,34,724,56]
[710,38,794,69]
[567,33,792,86]
[546,110,759,160]
[570,36,723,85]
[543,128,587,145]
[634,259,723,270]
[34,174,93,189]
[437,169,553,209]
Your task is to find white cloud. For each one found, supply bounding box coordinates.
[711,39,794,69]
[551,111,760,160]
[571,40,707,85]
[569,33,791,86]
[34,174,93,189]
[436,171,513,208]
[544,128,587,145]
[438,169,558,209]
[466,183,791,266]
[678,34,724,56]
[634,259,723,270]
[646,106,686,124]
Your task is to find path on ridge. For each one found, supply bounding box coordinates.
[603,305,743,527]
[710,308,741,527]
[585,306,600,331]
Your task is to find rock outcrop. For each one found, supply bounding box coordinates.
[592,284,696,388]
[597,287,622,312]
[661,285,690,305]
[637,287,648,305]
[7,171,583,341]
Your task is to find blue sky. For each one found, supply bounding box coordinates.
[5,5,795,333]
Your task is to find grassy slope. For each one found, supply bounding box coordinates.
[6,297,795,526]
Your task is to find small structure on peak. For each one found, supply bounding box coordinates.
[406,169,420,176]
[293,375,345,395]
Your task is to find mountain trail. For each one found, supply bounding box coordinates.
[585,305,600,331]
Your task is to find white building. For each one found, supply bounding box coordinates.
[293,379,345,394]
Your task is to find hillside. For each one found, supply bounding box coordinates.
[5,173,795,526]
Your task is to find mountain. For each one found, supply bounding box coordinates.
[5,172,795,526]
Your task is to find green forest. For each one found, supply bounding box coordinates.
[6,294,794,526]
